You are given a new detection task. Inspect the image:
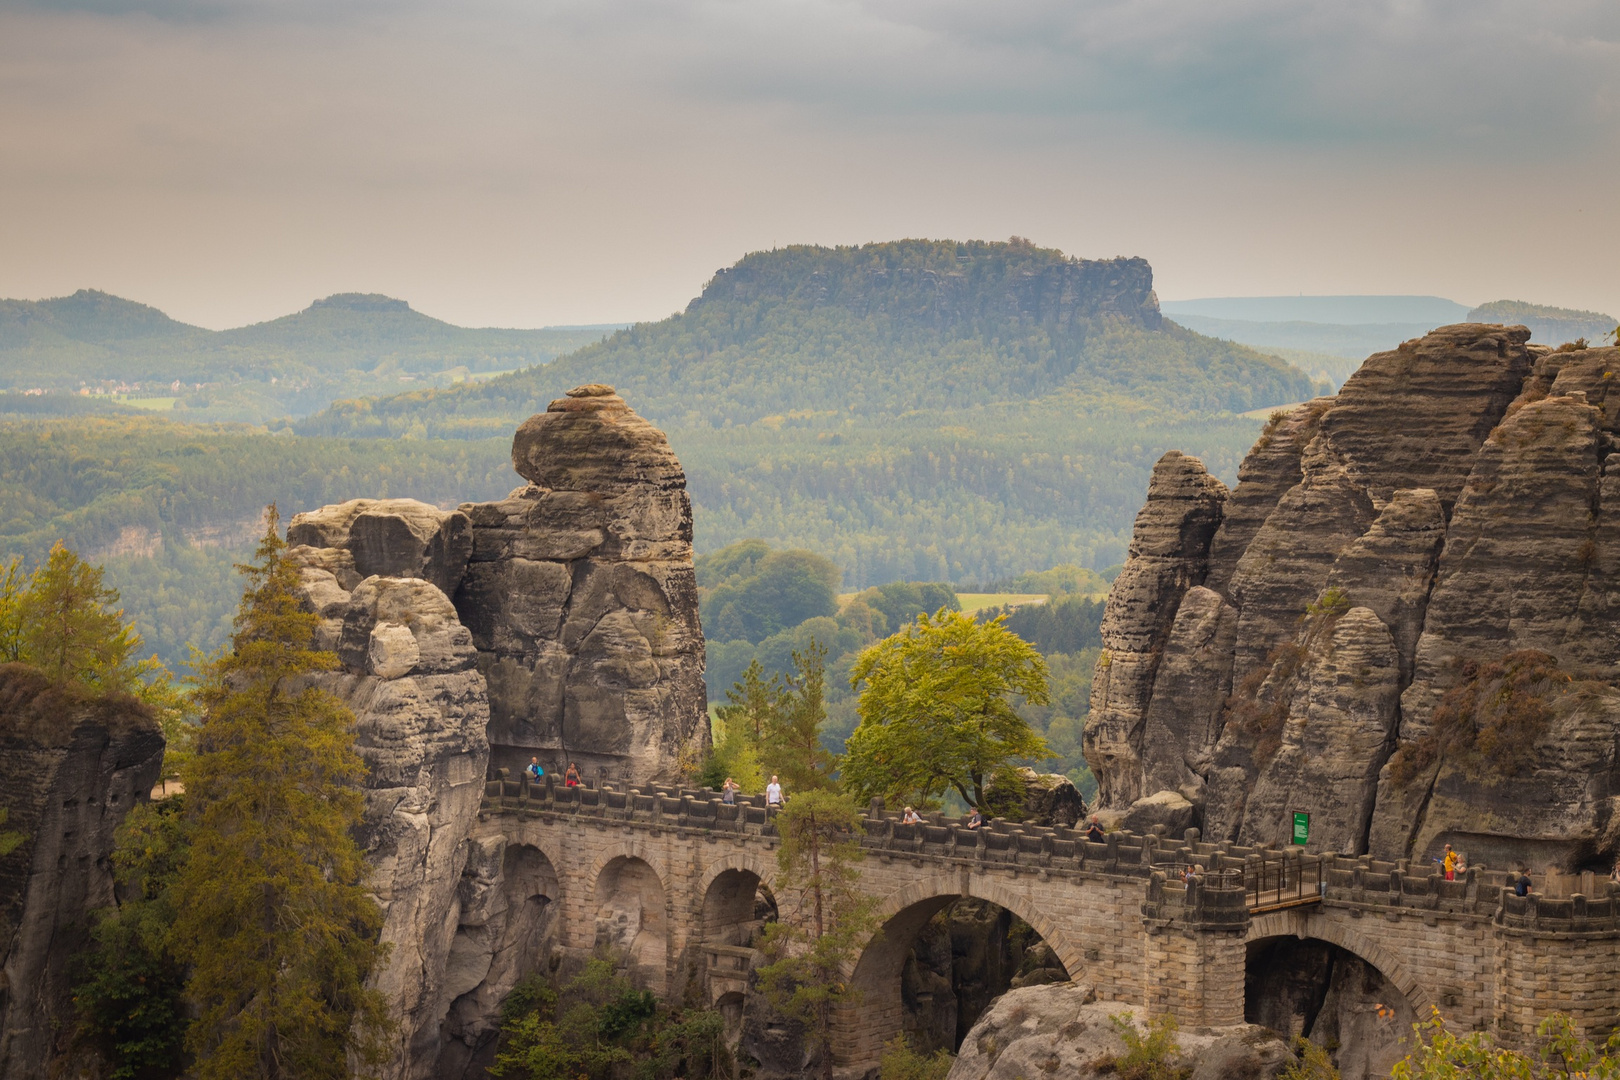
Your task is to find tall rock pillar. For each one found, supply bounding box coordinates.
[456,384,709,787]
[1084,452,1227,809]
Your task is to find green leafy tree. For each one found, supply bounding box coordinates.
[762,640,838,794]
[756,789,878,1080]
[1393,1009,1620,1079]
[170,508,390,1080]
[20,541,146,692]
[844,609,1050,809]
[74,796,193,1080]
[491,960,729,1080]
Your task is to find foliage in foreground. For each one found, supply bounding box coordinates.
[879,1034,954,1080]
[73,796,193,1080]
[844,608,1050,809]
[1104,1012,1191,1080]
[491,959,730,1080]
[1393,1010,1620,1079]
[168,511,391,1079]
[757,790,878,1080]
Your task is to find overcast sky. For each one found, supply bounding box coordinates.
[1,0,1617,329]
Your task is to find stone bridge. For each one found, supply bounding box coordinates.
[478,774,1620,1074]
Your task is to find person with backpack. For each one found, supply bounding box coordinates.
[525,757,544,784]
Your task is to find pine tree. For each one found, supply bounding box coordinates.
[0,556,27,664]
[171,507,390,1079]
[756,790,876,1080]
[19,541,144,691]
[762,641,837,794]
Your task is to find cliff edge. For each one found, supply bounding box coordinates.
[1086,324,1620,869]
[0,667,165,1080]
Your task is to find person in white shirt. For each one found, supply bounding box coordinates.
[766,775,783,809]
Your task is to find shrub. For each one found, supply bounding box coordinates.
[1101,1013,1190,1080]
[1389,650,1569,784]
[878,1035,954,1080]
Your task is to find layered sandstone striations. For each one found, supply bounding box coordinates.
[0,667,165,1080]
[459,385,707,784]
[1087,326,1620,868]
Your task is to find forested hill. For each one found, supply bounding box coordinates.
[296,240,1322,438]
[0,290,620,423]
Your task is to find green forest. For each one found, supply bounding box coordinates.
[0,239,1317,696]
[296,240,1321,439]
[695,539,1105,797]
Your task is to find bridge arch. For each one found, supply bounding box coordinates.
[592,852,671,992]
[696,855,777,947]
[1244,910,1434,1016]
[838,870,1081,1067]
[1245,912,1425,1080]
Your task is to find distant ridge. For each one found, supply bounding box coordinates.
[0,289,630,423]
[297,238,1320,439]
[1160,295,1469,325]
[1466,300,1617,346]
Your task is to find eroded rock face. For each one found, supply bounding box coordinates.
[945,984,1292,1080]
[283,386,708,1079]
[457,386,708,786]
[434,837,560,1080]
[1084,451,1228,809]
[286,572,491,1080]
[0,668,165,1080]
[1086,328,1620,869]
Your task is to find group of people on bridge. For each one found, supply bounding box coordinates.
[526,757,582,788]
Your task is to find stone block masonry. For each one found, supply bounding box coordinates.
[477,778,1620,1076]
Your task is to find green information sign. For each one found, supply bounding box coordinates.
[1291,811,1310,846]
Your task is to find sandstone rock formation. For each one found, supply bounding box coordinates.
[982,768,1086,827]
[1084,451,1228,809]
[0,667,165,1080]
[1086,326,1620,871]
[283,385,708,1080]
[945,984,1292,1080]
[459,385,707,785]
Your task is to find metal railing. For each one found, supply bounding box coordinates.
[1244,850,1324,912]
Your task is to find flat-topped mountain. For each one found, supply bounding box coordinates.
[297,239,1319,438]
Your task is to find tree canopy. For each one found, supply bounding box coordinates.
[843,609,1050,809]
[170,509,390,1079]
[756,789,876,1080]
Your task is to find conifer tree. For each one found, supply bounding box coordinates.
[0,556,27,664]
[19,542,144,691]
[762,641,837,794]
[171,507,389,1079]
[756,790,876,1080]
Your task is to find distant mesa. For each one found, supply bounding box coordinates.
[1466,299,1617,347]
[307,293,412,314]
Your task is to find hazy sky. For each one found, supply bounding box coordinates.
[2,0,1617,329]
